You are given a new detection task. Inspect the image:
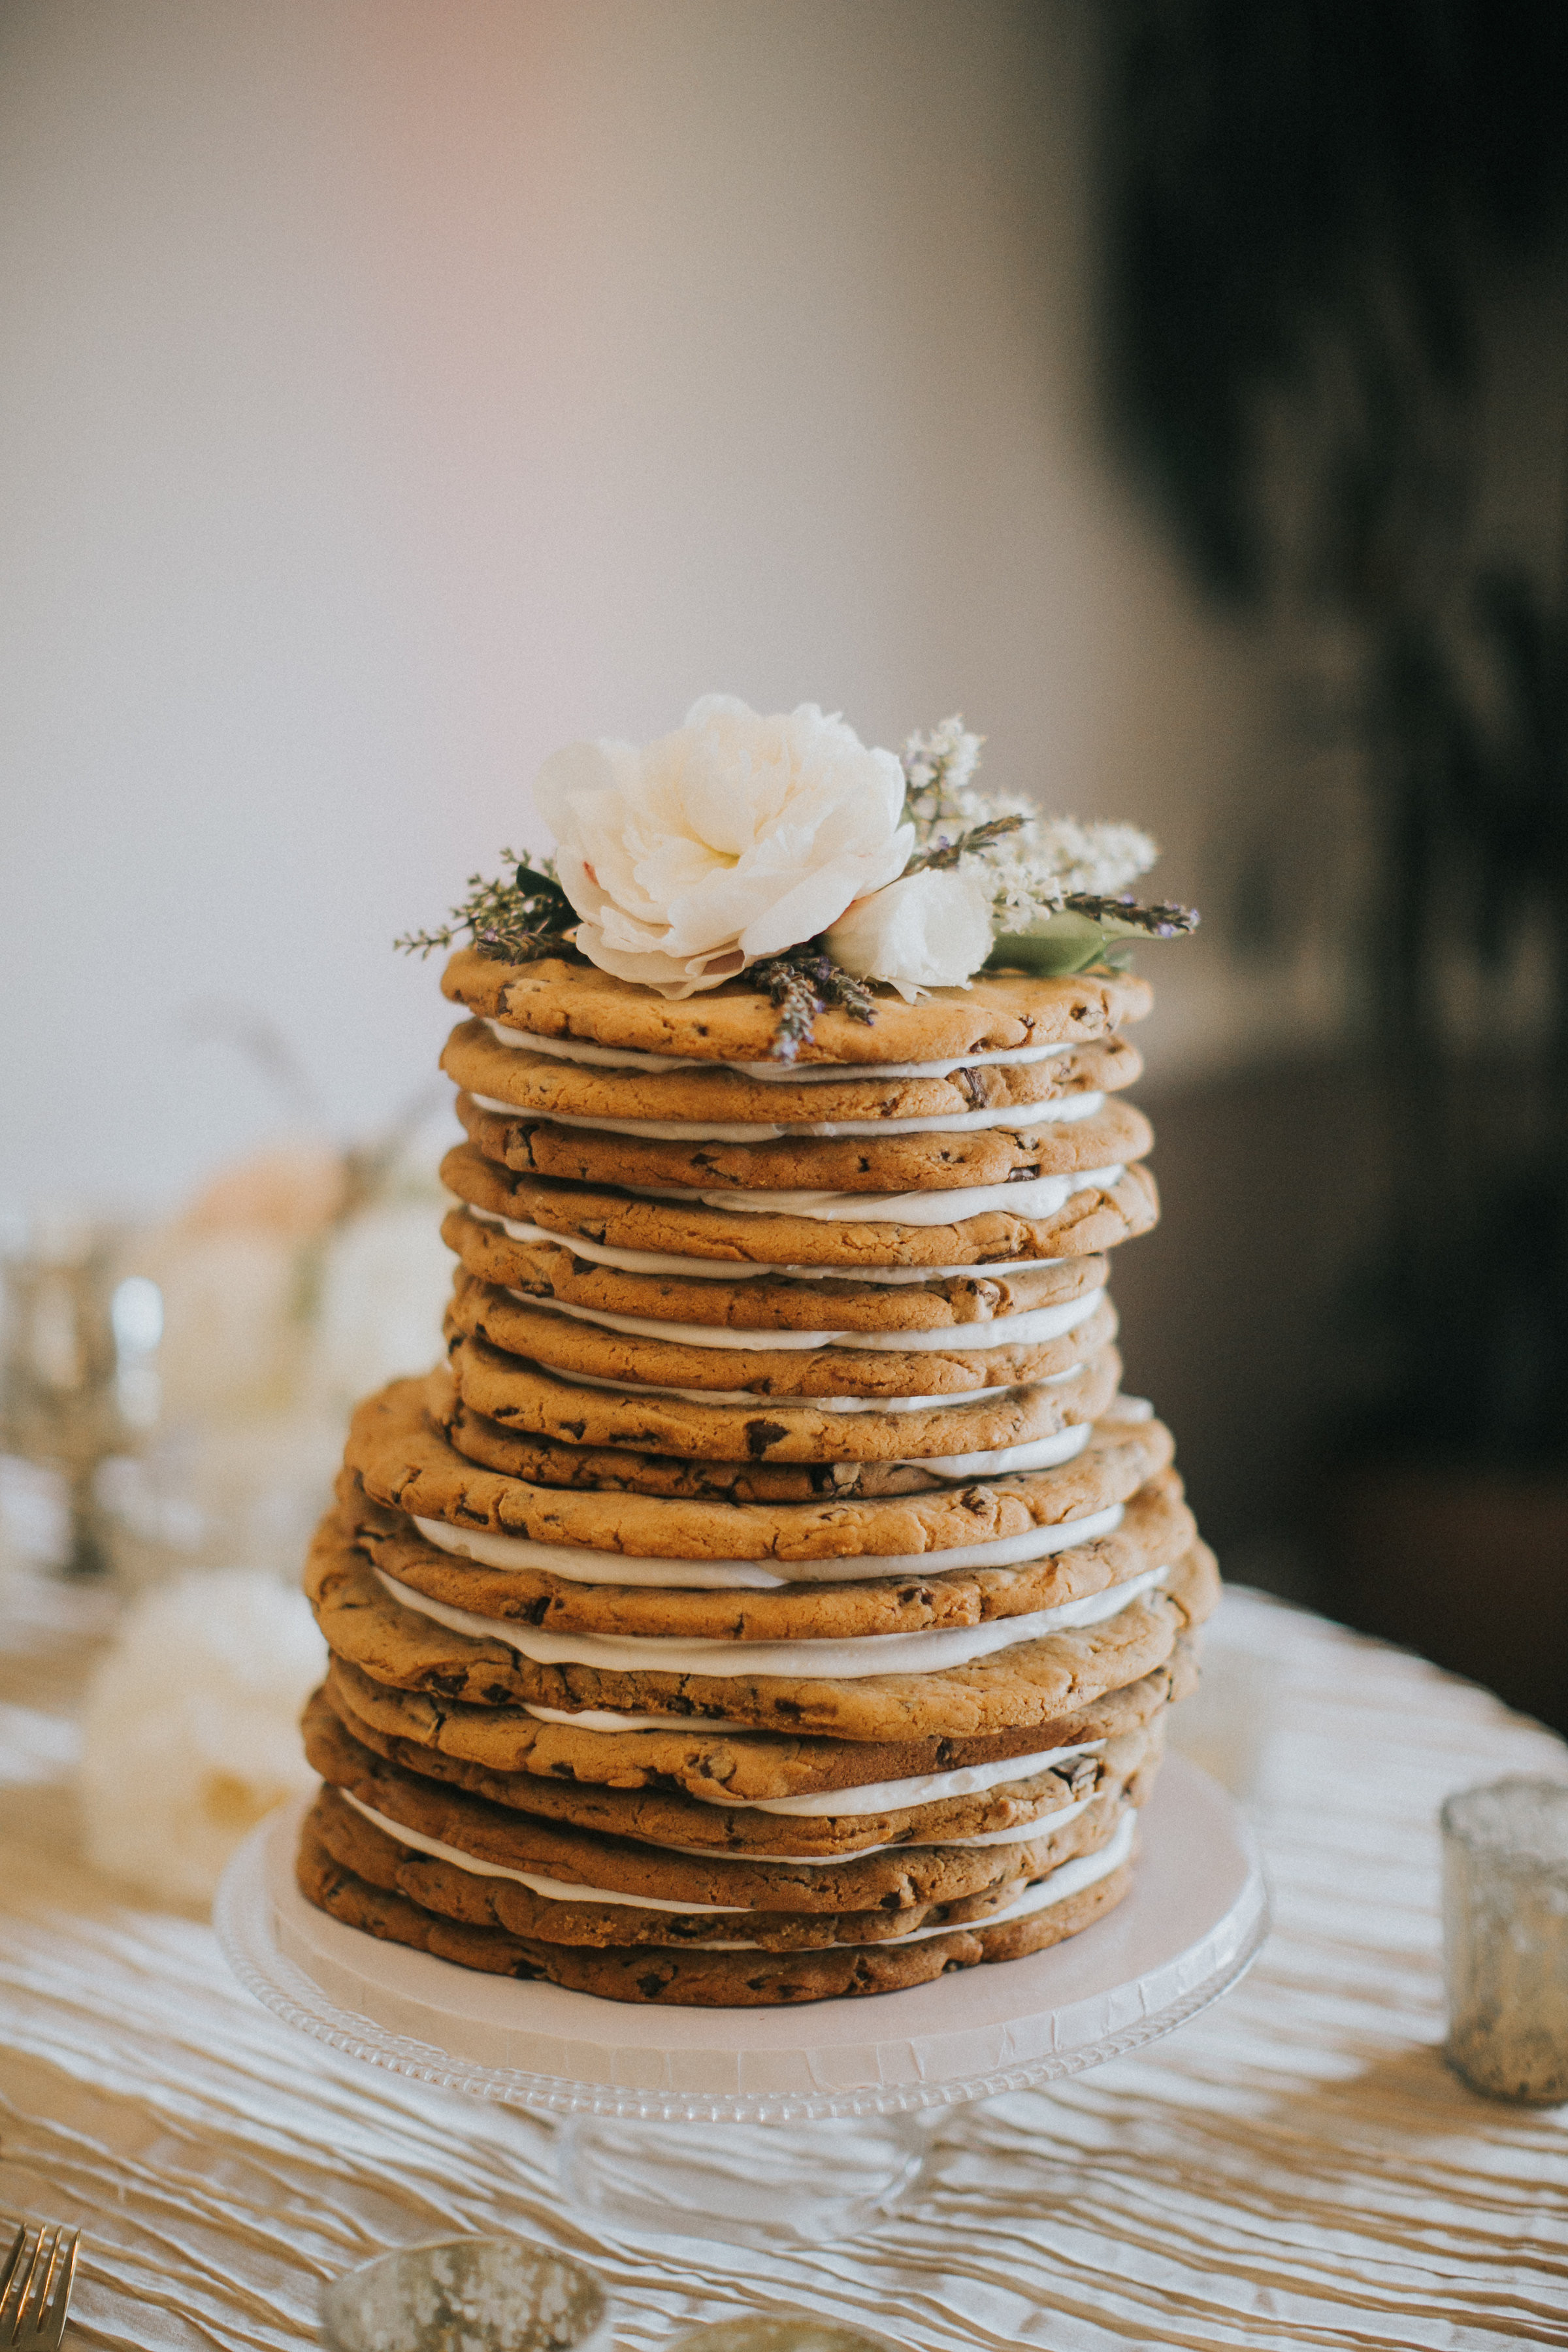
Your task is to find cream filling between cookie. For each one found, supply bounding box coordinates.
[512,1712,1111,1802]
[623,1167,1126,1224]
[470,1094,1107,1141]
[374,1559,1166,1676]
[710,1737,1105,1814]
[666,1794,1096,1861]
[522,1702,760,1733]
[694,1806,1136,1948]
[462,1205,1073,1284]
[527,1366,1071,1409]
[919,1425,1093,1478]
[340,1785,1098,1906]
[410,1494,1125,1588]
[501,1284,1105,1354]
[485,1020,1078,1081]
[339,1791,748,1912]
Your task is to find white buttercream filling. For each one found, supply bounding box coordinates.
[374,1560,1165,1678]
[500,1283,1105,1355]
[486,1021,1077,1082]
[717,1737,1104,1815]
[463,1206,1070,1285]
[621,1168,1125,1225]
[342,1785,1097,1904]
[920,1424,1093,1478]
[695,1806,1135,1948]
[410,1496,1126,1589]
[523,1703,759,1733]
[512,1714,1110,1814]
[664,1795,1098,1862]
[531,1366,1026,1409]
[470,1093,1107,1141]
[340,1791,748,1912]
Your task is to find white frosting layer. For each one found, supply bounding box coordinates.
[723,1737,1103,1815]
[464,1206,1067,1286]
[523,1703,759,1733]
[340,1792,749,1912]
[538,1365,1028,1409]
[374,1560,1165,1678]
[504,1282,1104,1355]
[411,1496,1126,1589]
[487,1020,1076,1082]
[623,1168,1124,1225]
[472,1094,1107,1142]
[931,1796,1092,1848]
[604,1795,1098,1867]
[920,1424,1092,1478]
[689,1807,1136,1948]
[342,1785,1096,1904]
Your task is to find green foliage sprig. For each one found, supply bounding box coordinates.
[395,854,583,965]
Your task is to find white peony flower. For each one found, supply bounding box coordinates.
[78,1569,326,1908]
[825,867,996,1000]
[534,694,913,998]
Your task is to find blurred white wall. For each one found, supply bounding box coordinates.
[0,0,1277,1213]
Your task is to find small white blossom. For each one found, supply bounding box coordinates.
[902,714,985,811]
[1019,819,1160,900]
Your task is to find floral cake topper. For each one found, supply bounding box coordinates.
[398,696,1197,1053]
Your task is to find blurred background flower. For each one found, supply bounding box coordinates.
[78,1569,327,1906]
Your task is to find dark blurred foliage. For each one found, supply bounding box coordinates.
[1112,0,1568,595]
[1108,2,1568,1462]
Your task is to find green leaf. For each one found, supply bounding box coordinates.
[987,914,1111,975]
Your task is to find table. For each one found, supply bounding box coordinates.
[3,1571,1565,2351]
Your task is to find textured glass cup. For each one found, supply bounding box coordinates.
[668,2322,909,2352]
[320,2239,613,2352]
[1442,1776,1568,2104]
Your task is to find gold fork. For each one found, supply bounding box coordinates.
[0,2225,79,2352]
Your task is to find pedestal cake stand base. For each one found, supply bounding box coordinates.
[216,1757,1266,2250]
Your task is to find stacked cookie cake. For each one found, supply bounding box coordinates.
[297,698,1216,2005]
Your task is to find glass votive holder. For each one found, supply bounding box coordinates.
[668,2322,909,2352]
[1442,1776,1568,2104]
[320,2238,613,2352]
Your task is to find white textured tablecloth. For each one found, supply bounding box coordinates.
[3,1573,1565,2350]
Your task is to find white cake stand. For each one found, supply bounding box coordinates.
[216,1756,1266,2249]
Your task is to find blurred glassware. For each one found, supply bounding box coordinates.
[96,1413,346,1590]
[0,1217,147,1578]
[668,2321,909,2352]
[1443,1776,1568,2104]
[320,2240,613,2352]
[4,1007,455,1596]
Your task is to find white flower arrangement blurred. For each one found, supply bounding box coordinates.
[78,1568,326,1906]
[95,1023,455,1586]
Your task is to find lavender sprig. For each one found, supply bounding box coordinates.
[1062,893,1201,938]
[902,814,1026,875]
[751,943,879,1060]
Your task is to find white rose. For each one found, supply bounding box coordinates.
[825,867,996,1000]
[533,694,913,998]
